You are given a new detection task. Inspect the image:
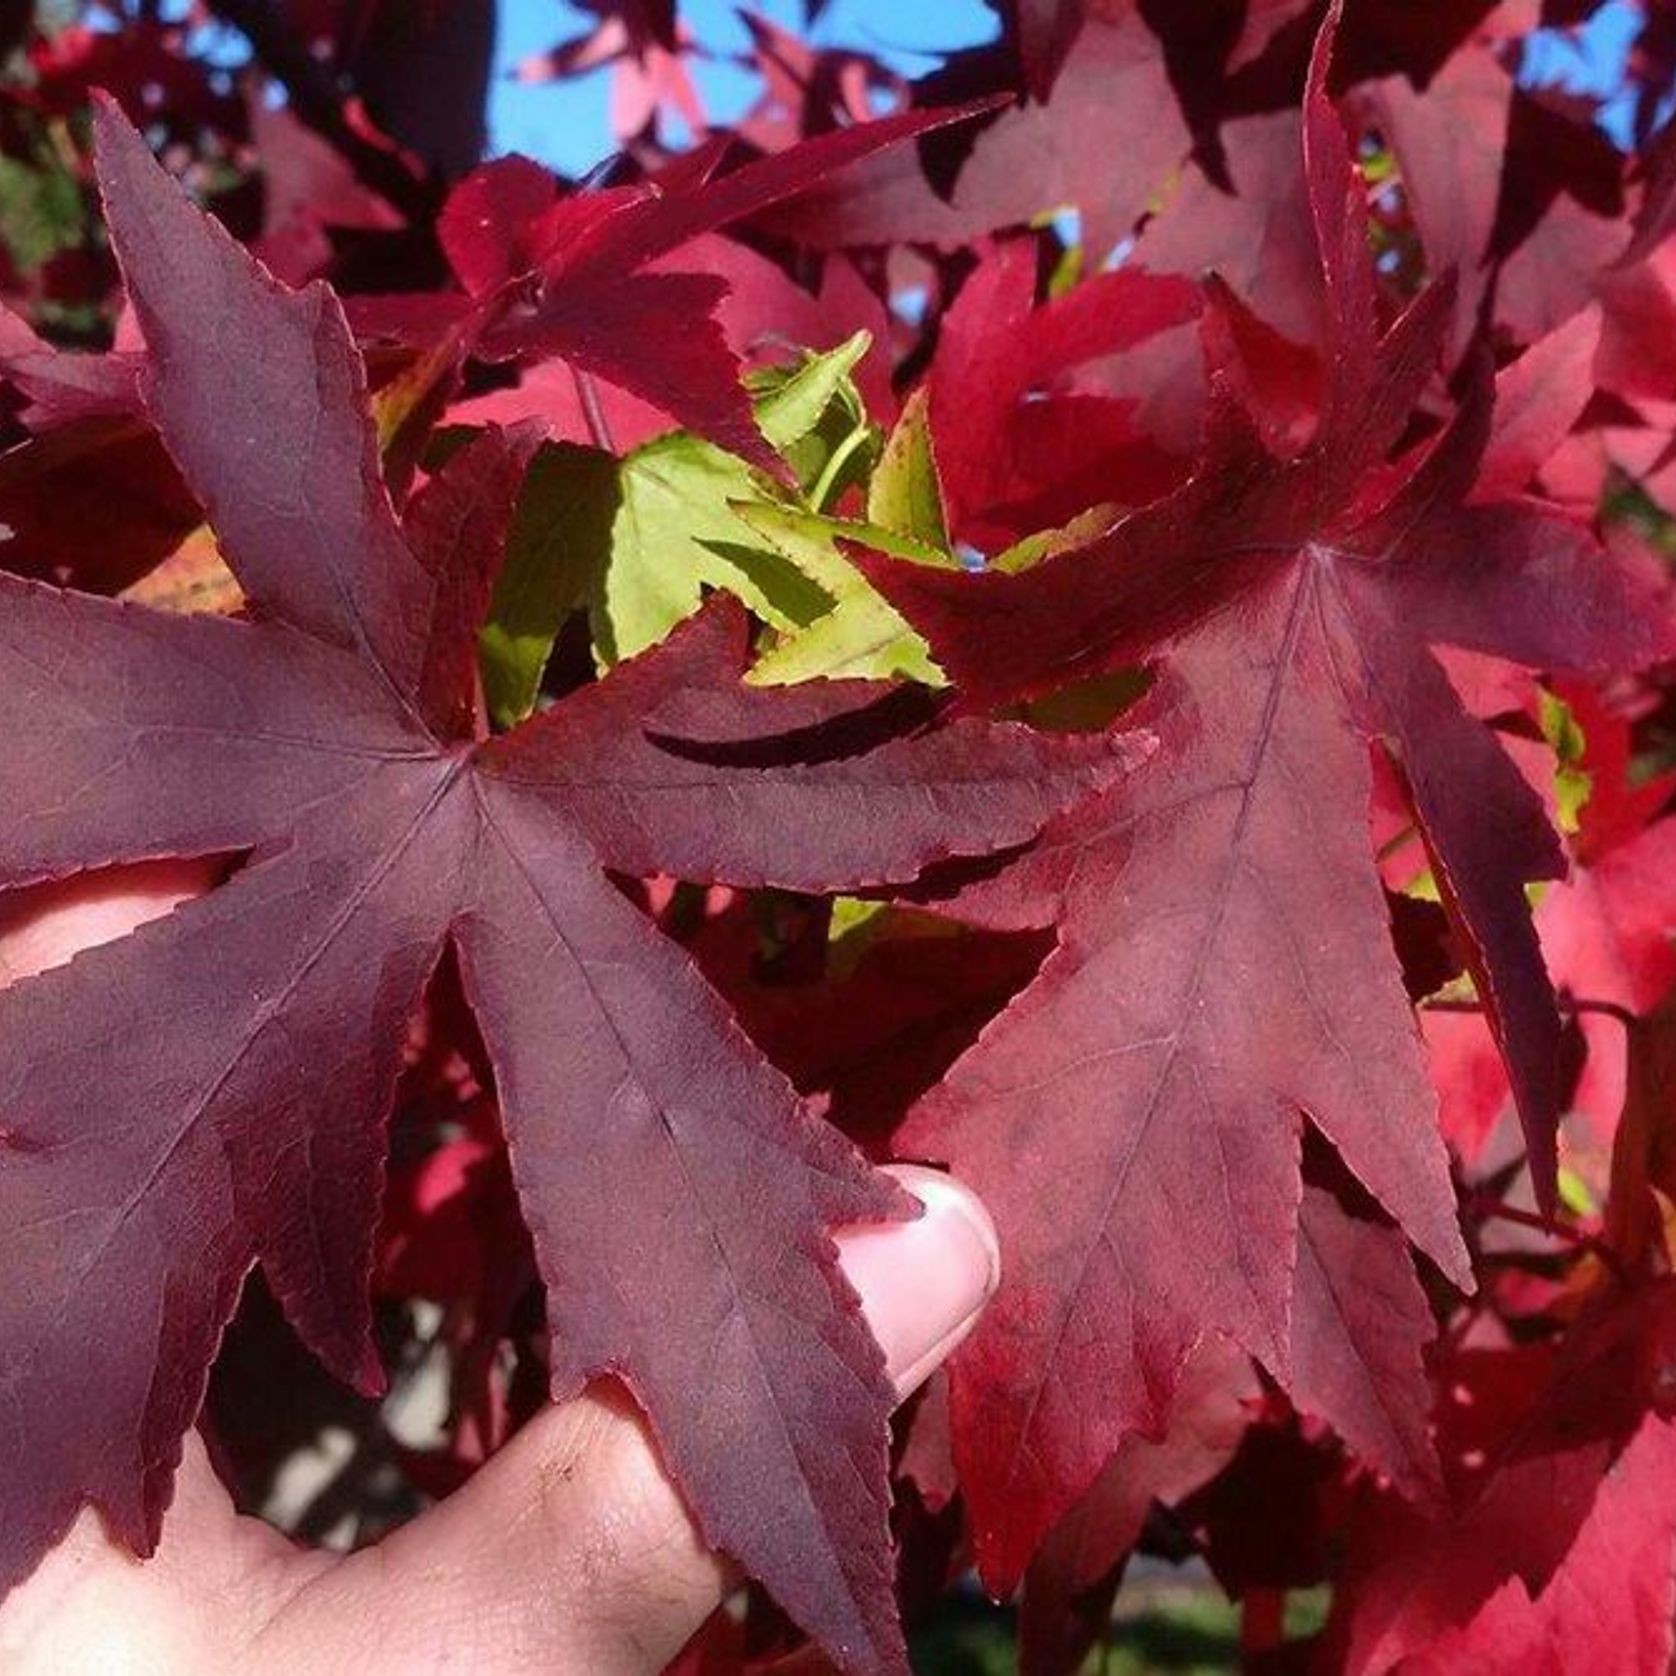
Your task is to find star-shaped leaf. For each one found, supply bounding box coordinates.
[0,101,1147,1673]
[854,5,1676,1585]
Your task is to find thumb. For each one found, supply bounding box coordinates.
[259,1166,998,1675]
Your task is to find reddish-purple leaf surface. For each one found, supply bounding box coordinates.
[1625,114,1676,268]
[1356,0,1630,354]
[451,229,894,447]
[1477,303,1603,495]
[1136,109,1324,348]
[0,100,1149,1674]
[1230,0,1315,72]
[392,105,991,465]
[0,311,198,590]
[1403,1413,1676,1675]
[855,7,1676,1585]
[1018,1337,1256,1676]
[1328,1280,1676,1672]
[928,240,1199,548]
[760,5,1189,261]
[7,5,1676,1665]
[1426,680,1676,1156]
[1288,1166,1442,1505]
[1001,0,1088,102]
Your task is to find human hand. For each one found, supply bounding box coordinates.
[0,861,999,1675]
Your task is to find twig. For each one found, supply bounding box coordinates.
[1565,997,1639,1030]
[1423,994,1639,1032]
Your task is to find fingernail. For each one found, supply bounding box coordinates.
[834,1164,1001,1402]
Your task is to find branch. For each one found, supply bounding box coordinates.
[204,0,437,223]
[1423,994,1640,1032]
[1466,1192,1631,1283]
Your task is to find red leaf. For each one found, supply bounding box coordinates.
[1426,681,1676,1153]
[928,240,1199,547]
[1198,272,1325,453]
[1364,3,1628,352]
[1620,103,1676,267]
[0,313,197,592]
[761,7,1188,262]
[1289,1162,1442,1505]
[1018,1337,1255,1676]
[403,423,546,741]
[1138,109,1324,349]
[0,102,1149,1674]
[1002,0,1088,102]
[437,154,561,299]
[857,4,1676,1582]
[1480,305,1603,494]
[1331,1280,1676,1672]
[1406,1414,1676,1674]
[1231,0,1315,72]
[390,103,987,466]
[452,232,894,448]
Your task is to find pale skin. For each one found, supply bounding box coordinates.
[0,861,1000,1675]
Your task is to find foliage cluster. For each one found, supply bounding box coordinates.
[6,2,1676,1670]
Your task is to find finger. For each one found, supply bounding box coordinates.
[0,874,999,1673]
[256,1165,999,1676]
[0,859,313,1674]
[0,856,224,984]
[0,1435,327,1674]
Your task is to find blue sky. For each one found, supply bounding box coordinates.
[158,0,1667,178]
[488,0,997,174]
[1518,0,1671,146]
[487,0,1676,177]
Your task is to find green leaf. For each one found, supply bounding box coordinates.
[479,336,889,720]
[733,501,949,686]
[1557,1163,1597,1219]
[866,389,948,549]
[0,153,84,274]
[1539,686,1592,837]
[480,443,620,727]
[604,436,756,659]
[728,393,961,684]
[753,330,872,452]
[737,465,1122,685]
[752,596,942,685]
[990,501,1120,574]
[749,334,879,509]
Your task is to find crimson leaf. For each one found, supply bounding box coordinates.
[395,103,995,467]
[855,5,1676,1585]
[0,100,1145,1675]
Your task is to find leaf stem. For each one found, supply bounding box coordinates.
[1375,823,1417,862]
[808,423,869,512]
[571,366,619,455]
[1423,994,1639,1032]
[1467,1193,1630,1281]
[1565,997,1639,1031]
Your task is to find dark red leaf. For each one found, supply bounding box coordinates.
[1002,0,1087,102]
[0,102,1148,1674]
[760,7,1188,261]
[386,103,988,463]
[1403,1413,1676,1674]
[928,239,1199,547]
[1018,1338,1255,1676]
[857,3,1675,1583]
[1330,1280,1676,1671]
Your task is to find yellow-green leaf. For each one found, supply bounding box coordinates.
[866,389,948,549]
